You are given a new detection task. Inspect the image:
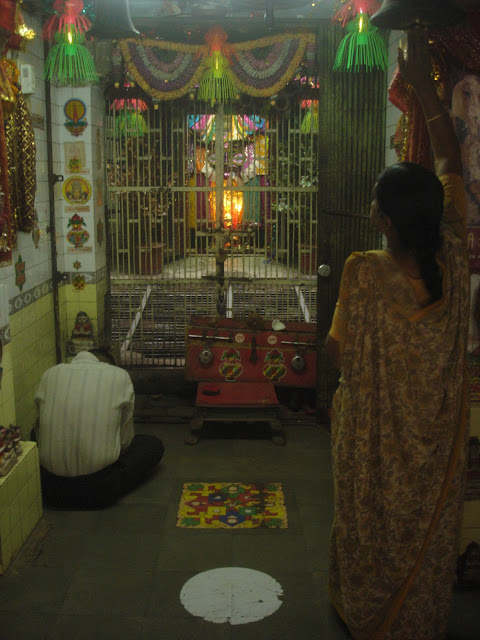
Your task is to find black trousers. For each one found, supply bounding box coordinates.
[40,434,165,509]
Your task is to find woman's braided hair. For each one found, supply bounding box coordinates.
[376,162,444,302]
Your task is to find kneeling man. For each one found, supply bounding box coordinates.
[34,348,164,509]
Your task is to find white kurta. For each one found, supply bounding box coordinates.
[35,351,135,476]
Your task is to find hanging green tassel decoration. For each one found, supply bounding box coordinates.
[197,51,236,106]
[44,29,99,85]
[333,13,387,72]
[301,100,319,134]
[115,110,148,137]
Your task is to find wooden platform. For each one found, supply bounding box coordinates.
[185,381,285,446]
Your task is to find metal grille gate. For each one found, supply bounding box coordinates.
[106,97,320,366]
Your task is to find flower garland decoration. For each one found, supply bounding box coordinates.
[118,31,316,102]
[231,32,316,98]
[333,12,387,72]
[119,38,203,101]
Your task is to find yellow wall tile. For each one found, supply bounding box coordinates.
[0,343,16,425]
[0,534,12,573]
[0,397,16,425]
[0,507,10,540]
[0,478,7,512]
[9,295,57,438]
[0,442,42,572]
[10,523,23,558]
[9,498,21,532]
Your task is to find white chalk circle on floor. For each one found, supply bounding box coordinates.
[180,567,283,625]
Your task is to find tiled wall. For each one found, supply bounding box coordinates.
[0,338,15,425]
[9,291,57,437]
[0,442,42,573]
[0,14,59,429]
[0,11,107,431]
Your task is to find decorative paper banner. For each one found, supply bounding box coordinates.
[332,0,381,27]
[42,0,92,42]
[333,13,387,72]
[118,31,316,101]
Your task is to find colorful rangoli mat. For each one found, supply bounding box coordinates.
[176,482,288,529]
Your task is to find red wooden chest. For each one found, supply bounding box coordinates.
[185,316,317,388]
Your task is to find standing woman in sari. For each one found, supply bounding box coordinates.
[325,29,469,640]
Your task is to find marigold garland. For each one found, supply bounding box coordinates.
[118,31,316,102]
[233,32,315,98]
[119,38,204,101]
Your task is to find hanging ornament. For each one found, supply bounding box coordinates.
[5,1,35,51]
[332,0,381,27]
[301,100,319,134]
[44,30,99,85]
[333,12,388,72]
[0,0,17,56]
[0,58,19,115]
[197,26,237,106]
[110,81,148,136]
[112,97,147,111]
[42,0,91,42]
[112,101,148,136]
[0,100,13,265]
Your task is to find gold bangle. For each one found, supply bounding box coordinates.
[426,113,447,124]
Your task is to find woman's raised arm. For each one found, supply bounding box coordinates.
[398,29,462,177]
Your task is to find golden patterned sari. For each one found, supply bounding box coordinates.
[329,174,470,640]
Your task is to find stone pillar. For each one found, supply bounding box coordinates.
[53,85,107,358]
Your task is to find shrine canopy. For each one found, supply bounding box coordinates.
[113,29,316,103]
